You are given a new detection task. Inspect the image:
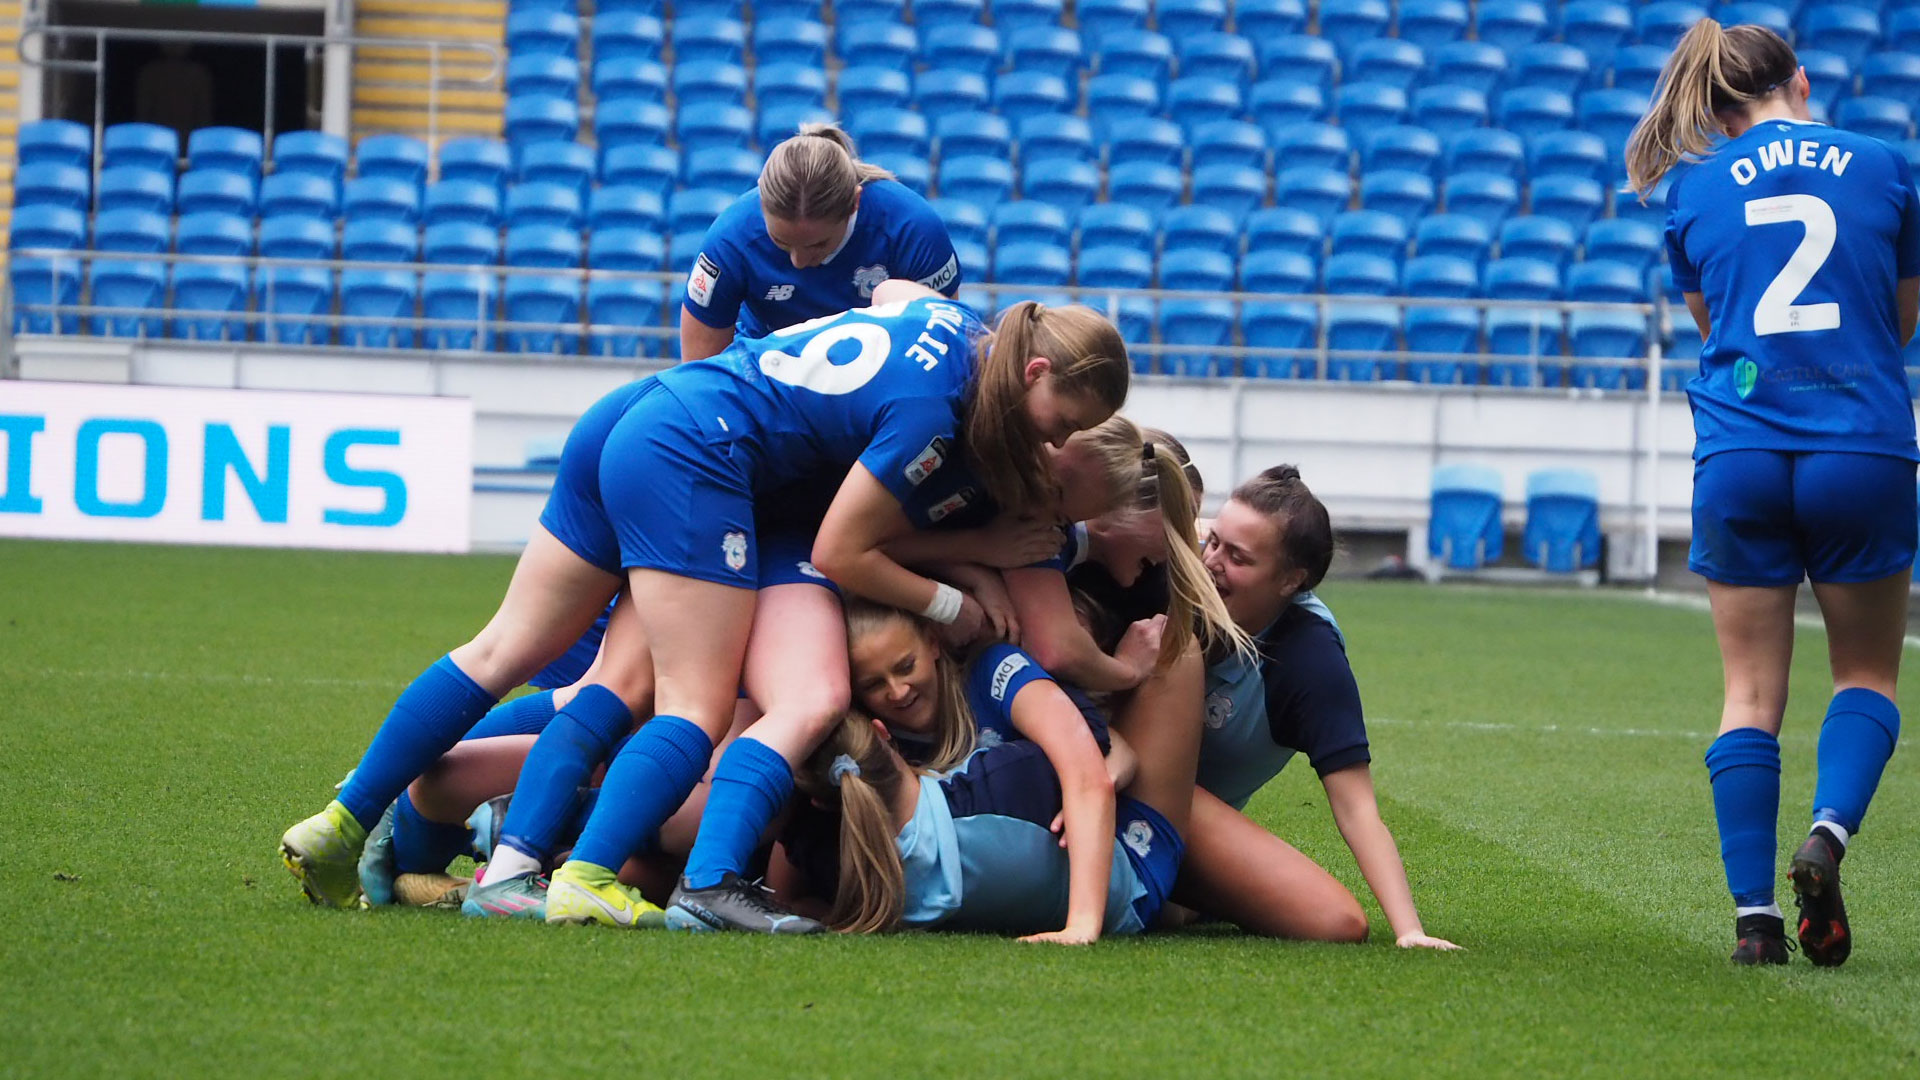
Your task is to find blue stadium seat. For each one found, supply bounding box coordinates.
[755,17,828,67]
[1523,469,1602,572]
[1190,119,1266,171]
[1324,251,1399,294]
[595,11,664,62]
[1475,0,1550,51]
[1274,166,1353,227]
[924,23,1001,77]
[1245,207,1324,258]
[1584,218,1661,270]
[1612,172,1674,228]
[89,253,167,339]
[507,181,584,229]
[1235,0,1307,38]
[1238,252,1313,305]
[1396,0,1470,48]
[12,203,85,251]
[940,155,1015,207]
[1636,1,1709,47]
[176,170,254,217]
[601,144,678,201]
[1890,9,1920,52]
[1839,95,1913,140]
[1601,45,1666,99]
[103,123,177,175]
[506,224,581,270]
[955,241,990,283]
[1078,202,1156,250]
[1529,130,1611,182]
[936,111,1012,161]
[506,10,580,58]
[1428,41,1509,93]
[1160,248,1234,292]
[1192,164,1266,222]
[1255,35,1338,88]
[425,221,500,265]
[1158,298,1237,376]
[588,227,664,271]
[98,166,173,215]
[1270,122,1350,173]
[507,55,580,100]
[1416,213,1493,263]
[996,71,1074,123]
[1326,302,1401,380]
[1716,1,1789,37]
[505,95,580,151]
[1107,160,1185,211]
[993,0,1065,30]
[519,140,595,199]
[1157,0,1228,38]
[673,15,746,64]
[1513,43,1591,97]
[1165,77,1242,136]
[1561,1,1634,67]
[339,218,414,262]
[503,274,580,355]
[1249,82,1330,139]
[676,0,742,19]
[1498,88,1576,136]
[915,0,986,27]
[1446,128,1526,179]
[994,241,1072,285]
[257,236,335,346]
[344,176,420,223]
[850,108,931,159]
[11,206,85,334]
[1443,171,1520,227]
[1162,204,1240,255]
[1798,49,1853,114]
[1243,300,1319,377]
[259,172,338,219]
[1484,257,1564,381]
[1404,253,1479,296]
[685,147,761,192]
[1020,114,1097,163]
[1485,255,1560,299]
[439,138,512,191]
[188,127,264,180]
[1335,82,1408,129]
[1350,39,1427,91]
[1405,304,1481,383]
[764,105,837,148]
[1023,159,1100,211]
[1499,215,1578,269]
[840,0,907,24]
[1077,244,1153,295]
[915,69,991,122]
[1569,310,1649,390]
[1578,88,1648,171]
[674,104,753,154]
[1095,28,1173,81]
[1008,26,1085,83]
[1318,0,1392,60]
[425,179,503,227]
[1411,85,1489,134]
[839,21,917,71]
[1567,259,1645,303]
[1530,175,1605,229]
[1359,169,1435,226]
[355,135,429,194]
[1798,5,1880,68]
[669,189,735,235]
[754,63,829,111]
[1331,209,1410,265]
[1078,0,1149,43]
[1863,52,1920,111]
[14,163,88,212]
[94,208,169,253]
[170,255,252,341]
[593,58,668,103]
[672,61,749,111]
[1181,32,1257,86]
[1084,74,1162,137]
[937,198,989,248]
[273,131,349,185]
[993,202,1071,248]
[587,276,667,358]
[1429,465,1505,569]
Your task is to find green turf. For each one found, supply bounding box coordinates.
[4,538,1917,1078]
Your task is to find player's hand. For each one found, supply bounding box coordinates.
[1020,925,1100,946]
[1048,810,1067,848]
[977,514,1066,568]
[1114,614,1167,685]
[970,572,1020,645]
[939,593,987,647]
[1395,932,1463,950]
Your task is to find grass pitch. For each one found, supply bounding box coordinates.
[4,538,1918,1078]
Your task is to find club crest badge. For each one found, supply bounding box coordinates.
[1205,693,1232,731]
[853,264,890,298]
[722,531,748,572]
[1123,819,1154,858]
[798,560,826,579]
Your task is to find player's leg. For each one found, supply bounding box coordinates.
[1169,788,1370,942]
[359,734,540,907]
[670,580,847,933]
[1111,642,1205,836]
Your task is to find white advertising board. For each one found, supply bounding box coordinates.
[0,382,473,553]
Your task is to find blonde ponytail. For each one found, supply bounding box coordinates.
[1147,443,1256,664]
[1625,20,1800,197]
[794,713,913,934]
[759,122,894,222]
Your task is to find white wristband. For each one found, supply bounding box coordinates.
[921,582,964,625]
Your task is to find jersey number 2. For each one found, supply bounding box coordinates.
[1744,194,1841,336]
[758,303,909,395]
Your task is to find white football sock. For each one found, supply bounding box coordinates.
[484,845,542,883]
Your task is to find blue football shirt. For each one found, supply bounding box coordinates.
[1666,119,1920,462]
[683,180,962,338]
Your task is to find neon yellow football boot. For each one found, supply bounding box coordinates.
[544,860,665,929]
[280,800,369,909]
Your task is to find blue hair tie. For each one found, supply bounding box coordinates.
[829,753,862,787]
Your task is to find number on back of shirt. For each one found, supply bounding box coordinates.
[1744,193,1842,336]
[757,302,910,395]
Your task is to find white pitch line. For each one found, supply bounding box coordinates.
[1637,589,1920,652]
[1370,716,1718,741]
[22,668,393,689]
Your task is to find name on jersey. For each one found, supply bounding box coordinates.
[688,253,721,307]
[905,302,968,372]
[905,436,950,487]
[989,653,1030,702]
[1728,139,1855,186]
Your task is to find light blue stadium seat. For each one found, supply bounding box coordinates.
[1240,248,1316,292]
[1429,41,1509,93]
[994,241,1072,285]
[1234,0,1307,38]
[1404,253,1479,297]
[1157,0,1228,38]
[273,131,349,186]
[600,144,677,202]
[1798,4,1880,68]
[1561,1,1634,67]
[588,227,664,271]
[504,275,581,355]
[1319,0,1392,60]
[11,206,85,333]
[850,108,931,159]
[1498,88,1576,136]
[839,21,917,71]
[337,270,418,348]
[188,127,264,180]
[98,166,173,215]
[1158,298,1237,376]
[1243,300,1319,377]
[1584,218,1661,270]
[1359,169,1435,227]
[439,138,512,192]
[1192,164,1266,222]
[425,222,499,266]
[93,208,169,254]
[672,61,750,113]
[1335,82,1408,130]
[507,181,583,230]
[1084,74,1161,137]
[1326,302,1401,380]
[1256,34,1338,88]
[593,58,667,104]
[1397,0,1469,47]
[755,17,827,67]
[1530,175,1605,230]
[1161,205,1240,256]
[507,55,580,100]
[1245,207,1324,258]
[1429,464,1506,569]
[1863,52,1920,112]
[669,189,735,235]
[421,270,495,351]
[936,111,1012,161]
[257,227,335,346]
[1406,305,1482,383]
[1579,87,1649,172]
[1095,28,1172,82]
[1249,82,1330,138]
[425,179,502,227]
[1331,210,1409,265]
[89,255,168,339]
[841,0,907,23]
[993,201,1072,249]
[955,241,989,283]
[1569,309,1650,390]
[506,224,580,270]
[14,162,88,213]
[518,140,595,200]
[1445,128,1526,179]
[1079,0,1149,43]
[992,0,1064,30]
[940,155,1015,208]
[587,277,666,358]
[1351,39,1428,91]
[1159,247,1234,292]
[1077,245,1154,343]
[1324,251,1398,294]
[753,63,828,114]
[1363,125,1441,176]
[1611,172,1673,228]
[924,24,999,79]
[1839,95,1913,140]
[1498,215,1578,269]
[1484,257,1564,383]
[506,9,579,57]
[915,0,985,27]
[674,103,753,154]
[339,218,413,264]
[872,152,929,191]
[1799,50,1853,113]
[1529,130,1611,182]
[595,11,664,63]
[1274,166,1352,228]
[261,215,334,260]
[355,135,429,195]
[1476,0,1550,51]
[1411,84,1489,134]
[672,15,746,65]
[1107,160,1185,211]
[1181,31,1256,86]
[599,0,663,15]
[1270,122,1350,173]
[12,203,85,252]
[260,172,339,219]
[343,177,420,225]
[1020,114,1097,163]
[1008,26,1085,83]
[1636,1,1709,47]
[934,198,990,246]
[589,185,665,233]
[996,71,1073,123]
[103,123,178,175]
[684,146,760,192]
[1523,469,1602,572]
[1567,259,1645,303]
[505,95,580,152]
[1415,213,1493,264]
[177,169,254,217]
[1165,77,1243,136]
[1513,42,1592,98]
[1606,44,1669,98]
[916,69,992,125]
[170,212,253,342]
[1078,202,1156,251]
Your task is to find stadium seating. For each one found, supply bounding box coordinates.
[1523,468,1603,572]
[1429,464,1506,570]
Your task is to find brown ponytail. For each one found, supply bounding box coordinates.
[1230,465,1334,593]
[794,713,913,934]
[1625,19,1800,197]
[759,122,895,222]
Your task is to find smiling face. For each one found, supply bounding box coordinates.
[764,212,851,269]
[1021,362,1115,450]
[1087,509,1169,588]
[848,618,942,736]
[1202,498,1298,632]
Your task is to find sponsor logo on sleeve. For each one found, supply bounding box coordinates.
[925,486,975,523]
[688,253,721,307]
[989,653,1030,702]
[853,264,891,298]
[722,530,748,572]
[916,253,960,294]
[903,436,950,487]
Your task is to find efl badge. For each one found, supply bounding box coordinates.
[688,253,721,306]
[722,531,748,572]
[853,263,890,298]
[903,436,950,487]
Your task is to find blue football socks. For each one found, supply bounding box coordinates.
[499,684,633,862]
[568,716,713,871]
[338,655,498,829]
[1705,727,1782,910]
[391,790,473,875]
[464,689,559,741]
[1811,687,1901,841]
[682,737,794,890]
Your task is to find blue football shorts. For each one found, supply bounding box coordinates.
[1690,449,1918,587]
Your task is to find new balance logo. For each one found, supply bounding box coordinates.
[765,284,795,301]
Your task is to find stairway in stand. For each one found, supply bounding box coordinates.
[352,0,505,163]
